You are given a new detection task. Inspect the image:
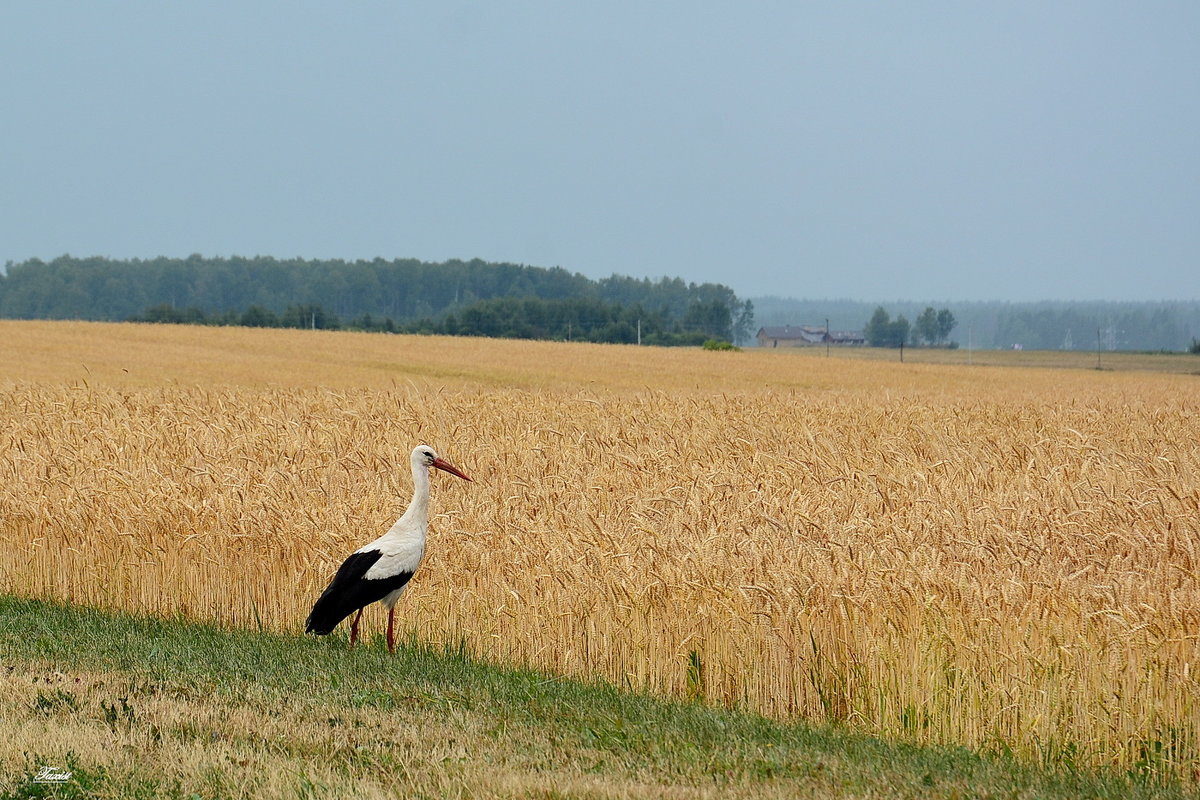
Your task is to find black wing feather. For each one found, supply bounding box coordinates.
[305,550,415,635]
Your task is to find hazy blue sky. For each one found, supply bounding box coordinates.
[3,3,1197,301]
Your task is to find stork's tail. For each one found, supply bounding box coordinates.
[305,599,345,636]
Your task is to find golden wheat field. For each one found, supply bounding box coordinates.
[2,321,1199,778]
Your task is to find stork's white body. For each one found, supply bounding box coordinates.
[360,455,434,578]
[305,445,471,652]
[358,511,428,607]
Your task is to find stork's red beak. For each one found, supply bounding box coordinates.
[432,456,472,482]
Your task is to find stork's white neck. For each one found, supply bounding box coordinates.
[393,459,432,532]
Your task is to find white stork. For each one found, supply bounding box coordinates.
[305,444,472,653]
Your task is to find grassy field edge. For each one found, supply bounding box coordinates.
[1,595,1192,799]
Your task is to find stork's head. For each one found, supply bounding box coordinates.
[412,445,473,482]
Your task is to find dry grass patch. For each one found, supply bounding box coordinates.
[2,666,710,800]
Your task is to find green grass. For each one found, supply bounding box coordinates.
[1,595,1195,799]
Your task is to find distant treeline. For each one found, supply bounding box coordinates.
[0,255,754,344]
[752,297,1200,352]
[130,296,729,346]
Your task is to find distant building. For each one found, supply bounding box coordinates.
[756,325,866,348]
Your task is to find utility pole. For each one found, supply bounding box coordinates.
[637,318,641,346]
[825,317,830,357]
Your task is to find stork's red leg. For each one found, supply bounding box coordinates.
[349,608,364,648]
[386,608,396,654]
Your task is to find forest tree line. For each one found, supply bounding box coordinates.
[130,296,733,346]
[753,296,1200,352]
[0,255,754,344]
